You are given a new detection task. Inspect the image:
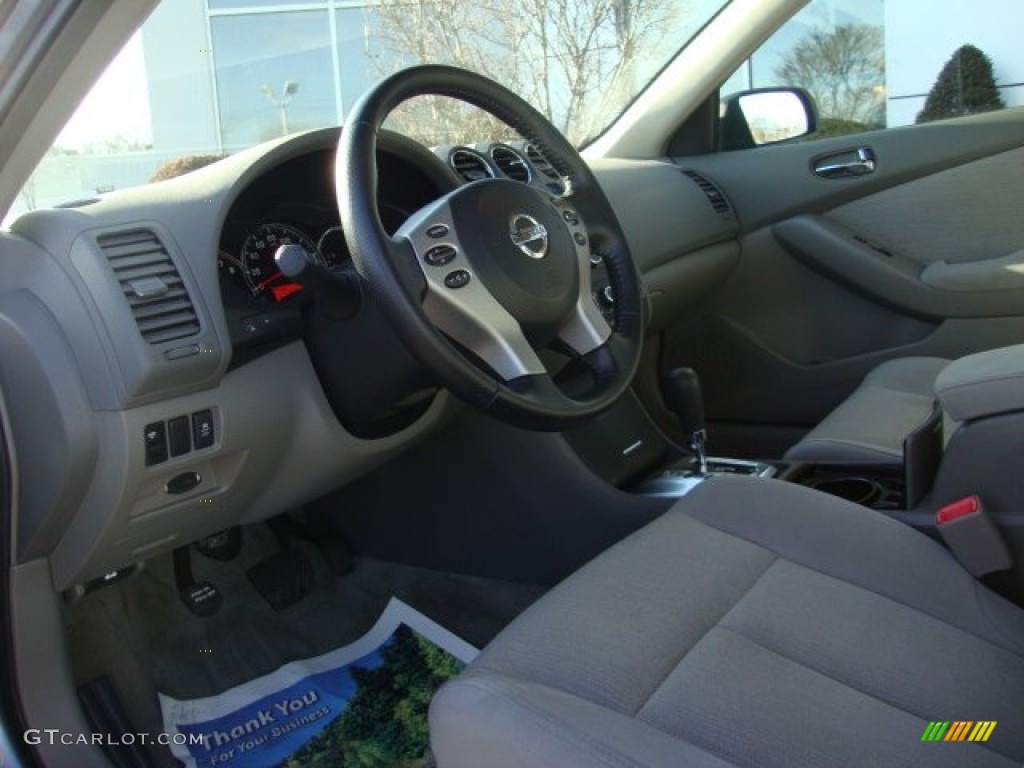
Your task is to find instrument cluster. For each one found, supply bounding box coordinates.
[218,203,409,304]
[218,220,343,304]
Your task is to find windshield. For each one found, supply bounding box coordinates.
[9,0,730,222]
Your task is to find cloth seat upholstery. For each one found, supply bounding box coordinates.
[784,357,950,464]
[430,476,1024,768]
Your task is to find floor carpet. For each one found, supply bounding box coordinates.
[67,523,546,767]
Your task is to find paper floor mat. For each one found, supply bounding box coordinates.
[160,598,477,768]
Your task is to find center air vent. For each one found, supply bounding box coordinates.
[97,229,200,344]
[491,145,531,182]
[525,144,561,180]
[681,170,732,215]
[449,148,493,183]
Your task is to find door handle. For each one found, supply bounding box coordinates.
[814,147,876,179]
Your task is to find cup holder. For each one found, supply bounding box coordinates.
[807,476,883,506]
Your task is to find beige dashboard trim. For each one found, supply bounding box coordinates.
[50,341,451,589]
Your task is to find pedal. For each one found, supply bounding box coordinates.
[181,581,223,616]
[283,515,355,577]
[319,536,355,578]
[247,547,314,610]
[194,526,242,561]
[174,546,223,617]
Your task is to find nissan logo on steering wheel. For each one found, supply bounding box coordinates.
[509,213,549,259]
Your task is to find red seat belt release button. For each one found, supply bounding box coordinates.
[936,496,979,524]
[935,496,1012,577]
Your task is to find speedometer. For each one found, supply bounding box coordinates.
[241,223,320,302]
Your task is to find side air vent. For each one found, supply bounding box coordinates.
[491,145,531,182]
[681,170,732,215]
[525,144,561,181]
[97,229,200,344]
[449,148,494,183]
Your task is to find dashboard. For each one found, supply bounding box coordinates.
[0,124,737,592]
[214,138,617,365]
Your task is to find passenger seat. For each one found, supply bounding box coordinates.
[784,357,951,465]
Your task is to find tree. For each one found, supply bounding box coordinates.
[370,0,679,146]
[916,44,1005,124]
[369,0,523,145]
[149,153,224,182]
[811,116,870,140]
[83,135,152,154]
[776,23,885,128]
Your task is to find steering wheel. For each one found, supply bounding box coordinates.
[337,65,644,430]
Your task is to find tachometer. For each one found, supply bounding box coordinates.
[314,203,410,267]
[241,223,320,302]
[317,226,348,268]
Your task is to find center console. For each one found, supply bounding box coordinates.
[565,364,937,509]
[631,457,775,498]
[779,397,943,515]
[568,348,1024,515]
[566,350,1024,599]
[784,346,1024,525]
[564,367,775,500]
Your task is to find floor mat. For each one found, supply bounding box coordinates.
[160,599,475,768]
[67,523,545,767]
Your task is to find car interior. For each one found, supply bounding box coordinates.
[2,0,1024,766]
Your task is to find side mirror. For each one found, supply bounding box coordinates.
[719,87,818,151]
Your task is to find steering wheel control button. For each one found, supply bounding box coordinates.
[144,421,168,466]
[165,472,202,495]
[192,410,215,449]
[167,415,192,457]
[562,210,579,225]
[444,269,472,289]
[424,244,457,266]
[573,232,587,246]
[426,224,450,239]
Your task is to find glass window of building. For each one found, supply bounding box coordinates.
[210,10,338,149]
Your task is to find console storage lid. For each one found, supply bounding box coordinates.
[935,344,1024,422]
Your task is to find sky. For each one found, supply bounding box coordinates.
[56,32,152,150]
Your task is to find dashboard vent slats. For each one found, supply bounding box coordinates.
[449,148,493,183]
[681,170,732,215]
[525,144,561,180]
[97,229,200,344]
[491,145,530,182]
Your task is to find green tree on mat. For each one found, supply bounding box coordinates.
[281,627,463,767]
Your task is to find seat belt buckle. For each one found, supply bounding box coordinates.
[935,496,1012,577]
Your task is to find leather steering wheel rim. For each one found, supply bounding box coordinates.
[337,64,644,430]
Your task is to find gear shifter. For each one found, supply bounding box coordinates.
[664,367,708,474]
[635,368,774,497]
